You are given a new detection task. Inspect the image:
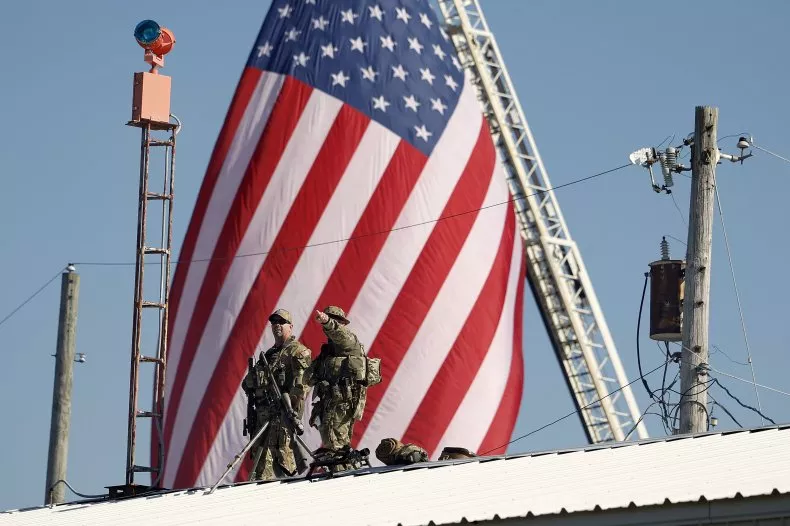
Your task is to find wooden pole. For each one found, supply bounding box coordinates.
[679,106,717,434]
[45,267,80,504]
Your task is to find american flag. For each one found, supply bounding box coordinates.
[158,0,525,488]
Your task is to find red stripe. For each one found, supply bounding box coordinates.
[402,209,517,456]
[297,140,428,355]
[352,120,496,445]
[163,76,312,471]
[477,245,525,456]
[157,67,261,474]
[172,105,371,487]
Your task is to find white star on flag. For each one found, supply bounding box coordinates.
[403,94,420,112]
[380,35,397,52]
[419,13,433,29]
[445,74,459,91]
[285,28,301,42]
[408,37,424,54]
[369,5,385,21]
[277,4,292,18]
[414,124,433,141]
[431,97,448,115]
[293,52,310,67]
[312,16,329,30]
[420,67,435,85]
[391,64,409,81]
[433,44,446,60]
[350,36,366,53]
[361,65,378,82]
[395,7,411,23]
[372,95,390,112]
[331,71,350,87]
[257,42,273,57]
[341,9,359,24]
[321,43,338,58]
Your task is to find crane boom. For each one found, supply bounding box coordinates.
[437,0,647,443]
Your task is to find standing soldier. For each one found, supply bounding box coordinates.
[242,308,312,480]
[308,306,381,467]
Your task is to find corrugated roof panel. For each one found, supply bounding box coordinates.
[3,426,789,526]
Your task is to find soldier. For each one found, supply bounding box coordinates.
[375,438,429,466]
[438,446,477,461]
[308,306,381,464]
[242,308,312,481]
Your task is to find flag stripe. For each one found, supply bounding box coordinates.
[166,71,284,401]
[354,118,496,444]
[168,68,263,342]
[401,208,516,455]
[435,227,523,457]
[296,139,428,354]
[162,75,308,478]
[171,102,370,487]
[163,84,341,488]
[477,256,525,456]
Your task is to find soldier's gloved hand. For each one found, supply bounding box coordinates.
[288,410,304,435]
[314,310,329,324]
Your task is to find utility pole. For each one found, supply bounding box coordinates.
[679,106,717,434]
[45,265,80,505]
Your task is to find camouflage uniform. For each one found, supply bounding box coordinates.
[307,306,370,452]
[243,327,311,481]
[438,447,477,461]
[375,438,429,466]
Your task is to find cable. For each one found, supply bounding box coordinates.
[751,143,790,165]
[712,379,775,425]
[73,163,633,267]
[0,267,66,331]
[480,359,672,455]
[664,234,686,247]
[710,344,749,367]
[714,185,763,423]
[636,273,658,402]
[710,366,790,399]
[48,479,106,501]
[669,193,687,227]
[623,401,659,440]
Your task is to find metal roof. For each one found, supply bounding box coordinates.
[4,425,790,525]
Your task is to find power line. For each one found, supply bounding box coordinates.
[73,163,632,268]
[0,267,65,331]
[714,184,763,423]
[669,192,687,227]
[664,234,686,247]
[712,379,775,425]
[710,366,790,399]
[710,396,743,428]
[481,359,671,455]
[751,143,790,165]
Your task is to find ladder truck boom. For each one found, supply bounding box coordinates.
[437,0,647,443]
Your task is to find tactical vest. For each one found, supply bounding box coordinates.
[315,342,381,387]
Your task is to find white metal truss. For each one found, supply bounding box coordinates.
[437,0,647,442]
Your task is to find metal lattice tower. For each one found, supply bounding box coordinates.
[125,118,178,486]
[437,0,647,442]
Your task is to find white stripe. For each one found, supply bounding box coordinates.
[348,81,483,353]
[195,121,402,484]
[359,160,509,451]
[166,72,284,411]
[436,225,522,457]
[163,91,343,488]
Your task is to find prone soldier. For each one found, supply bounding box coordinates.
[242,308,312,480]
[375,438,429,466]
[307,306,381,467]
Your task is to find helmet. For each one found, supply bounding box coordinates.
[268,308,293,325]
[438,447,476,461]
[323,305,350,325]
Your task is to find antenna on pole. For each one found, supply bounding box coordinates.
[113,19,179,498]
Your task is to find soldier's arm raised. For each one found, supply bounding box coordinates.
[319,317,362,354]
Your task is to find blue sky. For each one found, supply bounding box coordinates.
[2,0,789,511]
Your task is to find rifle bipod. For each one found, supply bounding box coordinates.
[305,446,371,480]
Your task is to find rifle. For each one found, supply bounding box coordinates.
[242,357,258,438]
[255,348,314,469]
